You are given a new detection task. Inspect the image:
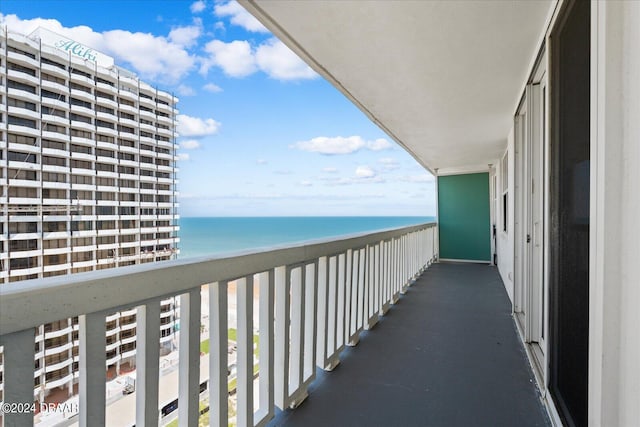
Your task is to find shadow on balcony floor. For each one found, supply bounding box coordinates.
[269,262,550,427]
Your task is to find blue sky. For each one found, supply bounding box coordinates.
[1,0,435,216]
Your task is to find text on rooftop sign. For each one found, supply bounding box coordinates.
[29,27,115,68]
[54,39,98,62]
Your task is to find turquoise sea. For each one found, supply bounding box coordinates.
[178,216,436,259]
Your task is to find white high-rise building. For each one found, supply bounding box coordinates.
[0,27,180,401]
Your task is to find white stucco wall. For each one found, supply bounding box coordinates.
[590,1,640,425]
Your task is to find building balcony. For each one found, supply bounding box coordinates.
[96,126,118,138]
[118,103,138,115]
[41,97,70,112]
[96,81,116,93]
[41,79,69,95]
[70,73,95,87]
[96,97,118,110]
[72,260,96,269]
[70,151,94,162]
[96,140,118,151]
[7,123,40,138]
[70,135,95,146]
[6,50,39,68]
[42,130,70,143]
[7,68,40,87]
[118,89,138,102]
[43,114,70,128]
[42,247,70,256]
[40,62,68,79]
[7,105,40,121]
[43,373,74,391]
[71,120,94,132]
[71,105,94,117]
[43,326,73,340]
[69,88,95,103]
[0,223,539,427]
[6,88,39,104]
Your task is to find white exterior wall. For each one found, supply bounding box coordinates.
[496,126,515,303]
[590,1,640,425]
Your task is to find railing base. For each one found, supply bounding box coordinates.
[392,292,400,304]
[347,333,360,347]
[324,356,340,371]
[381,301,391,315]
[400,284,408,295]
[365,313,379,330]
[288,389,309,409]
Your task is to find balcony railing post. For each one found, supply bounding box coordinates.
[210,281,228,427]
[303,262,318,383]
[288,266,304,405]
[135,300,160,427]
[0,328,35,427]
[347,249,360,346]
[256,271,275,426]
[365,244,379,330]
[325,256,340,369]
[236,275,254,426]
[336,253,346,350]
[395,237,401,296]
[381,240,391,315]
[178,287,201,427]
[343,250,353,345]
[315,257,329,369]
[274,265,290,408]
[79,311,106,427]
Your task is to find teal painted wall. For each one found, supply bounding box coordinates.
[438,173,491,261]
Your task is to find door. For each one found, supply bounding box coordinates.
[549,0,590,425]
[514,55,547,371]
[514,99,527,325]
[529,64,547,367]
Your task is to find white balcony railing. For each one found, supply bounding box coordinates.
[0,222,437,427]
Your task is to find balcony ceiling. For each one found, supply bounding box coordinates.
[241,0,553,174]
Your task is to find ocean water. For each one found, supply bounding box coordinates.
[178,216,435,259]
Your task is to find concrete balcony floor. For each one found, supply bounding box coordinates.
[269,262,550,427]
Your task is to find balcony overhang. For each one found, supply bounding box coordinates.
[240,0,554,174]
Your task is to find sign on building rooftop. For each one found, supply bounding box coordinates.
[29,26,115,68]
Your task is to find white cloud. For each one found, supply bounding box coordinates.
[367,138,393,151]
[190,0,206,13]
[299,181,313,187]
[255,38,317,81]
[104,30,195,81]
[378,157,400,170]
[292,136,392,155]
[214,1,269,33]
[177,153,191,161]
[322,167,338,173]
[176,84,196,96]
[256,159,268,165]
[0,14,196,82]
[201,39,256,77]
[200,37,316,81]
[292,136,365,155]
[203,83,223,93]
[355,166,376,178]
[168,21,202,48]
[180,139,201,150]
[177,114,221,137]
[398,174,435,183]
